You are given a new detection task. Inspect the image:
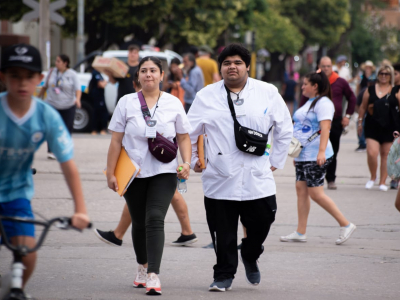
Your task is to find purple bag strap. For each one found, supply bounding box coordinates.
[138,91,151,122]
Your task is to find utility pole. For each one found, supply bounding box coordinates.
[77,0,85,68]
[39,0,50,70]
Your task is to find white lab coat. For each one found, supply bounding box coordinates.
[188,78,293,201]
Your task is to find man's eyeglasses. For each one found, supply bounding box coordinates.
[379,72,390,76]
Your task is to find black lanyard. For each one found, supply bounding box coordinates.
[55,70,64,87]
[143,91,161,119]
[226,82,246,100]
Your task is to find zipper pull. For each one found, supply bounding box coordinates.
[161,148,164,154]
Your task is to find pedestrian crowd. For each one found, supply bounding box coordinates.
[0,42,399,299]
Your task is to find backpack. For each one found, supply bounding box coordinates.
[387,132,400,180]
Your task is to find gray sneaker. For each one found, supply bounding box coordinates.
[240,252,261,286]
[209,278,233,292]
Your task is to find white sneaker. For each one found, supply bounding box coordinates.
[146,273,161,295]
[47,153,56,160]
[280,231,307,242]
[336,223,356,245]
[365,180,376,189]
[133,264,147,288]
[379,184,388,192]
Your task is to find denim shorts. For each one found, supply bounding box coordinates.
[0,198,35,242]
[295,157,333,187]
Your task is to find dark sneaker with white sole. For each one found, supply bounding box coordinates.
[171,233,198,245]
[240,252,261,285]
[94,229,122,246]
[209,278,233,292]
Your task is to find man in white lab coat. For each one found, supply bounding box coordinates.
[188,44,293,291]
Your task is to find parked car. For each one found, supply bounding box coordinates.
[37,49,182,132]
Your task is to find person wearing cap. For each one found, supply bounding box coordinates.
[299,56,356,190]
[196,45,221,87]
[0,43,90,296]
[334,55,353,83]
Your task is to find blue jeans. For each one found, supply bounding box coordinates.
[358,118,366,148]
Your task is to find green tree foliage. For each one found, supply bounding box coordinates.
[280,0,350,50]
[253,0,303,55]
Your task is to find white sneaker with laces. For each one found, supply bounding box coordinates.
[379,184,388,192]
[146,273,161,295]
[47,153,56,160]
[336,223,356,245]
[280,231,307,242]
[365,180,376,189]
[133,264,147,288]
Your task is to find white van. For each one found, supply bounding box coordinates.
[39,49,181,132]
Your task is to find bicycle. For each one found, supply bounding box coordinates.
[0,215,91,300]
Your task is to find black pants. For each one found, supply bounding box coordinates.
[326,117,342,183]
[92,101,109,132]
[204,195,277,280]
[48,105,76,153]
[124,173,176,274]
[184,103,192,114]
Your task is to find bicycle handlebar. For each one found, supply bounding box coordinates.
[0,216,92,255]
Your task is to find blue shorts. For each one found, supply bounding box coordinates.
[0,198,35,242]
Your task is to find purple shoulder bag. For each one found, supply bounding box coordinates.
[137,91,178,163]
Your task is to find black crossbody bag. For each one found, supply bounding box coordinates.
[225,85,272,156]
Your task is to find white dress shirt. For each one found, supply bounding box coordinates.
[188,78,293,201]
[109,92,192,178]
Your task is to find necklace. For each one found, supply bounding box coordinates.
[226,82,247,100]
[377,84,390,96]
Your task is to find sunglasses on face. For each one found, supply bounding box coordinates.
[379,72,390,76]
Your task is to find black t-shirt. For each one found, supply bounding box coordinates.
[116,65,138,102]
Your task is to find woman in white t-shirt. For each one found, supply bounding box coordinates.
[280,70,356,245]
[106,56,192,295]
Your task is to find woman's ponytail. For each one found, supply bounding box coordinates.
[306,69,332,111]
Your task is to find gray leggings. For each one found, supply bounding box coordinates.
[123,173,177,274]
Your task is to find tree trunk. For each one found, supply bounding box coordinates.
[263,52,285,84]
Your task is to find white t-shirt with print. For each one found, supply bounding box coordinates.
[108,92,192,178]
[293,96,335,162]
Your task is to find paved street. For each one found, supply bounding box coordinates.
[1,126,399,300]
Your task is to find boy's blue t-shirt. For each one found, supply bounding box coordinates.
[0,92,74,203]
[293,96,335,162]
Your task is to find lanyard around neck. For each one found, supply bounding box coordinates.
[143,91,161,119]
[226,82,246,100]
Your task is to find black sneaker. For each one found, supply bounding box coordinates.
[209,278,233,292]
[94,229,122,246]
[240,252,261,286]
[390,180,399,190]
[171,233,198,246]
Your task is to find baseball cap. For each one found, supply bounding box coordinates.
[1,43,42,73]
[336,55,348,63]
[199,45,214,55]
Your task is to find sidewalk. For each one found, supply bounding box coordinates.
[1,127,399,299]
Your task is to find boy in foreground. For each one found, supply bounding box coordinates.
[0,44,90,293]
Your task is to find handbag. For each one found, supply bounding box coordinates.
[225,85,271,156]
[288,130,321,158]
[387,131,400,180]
[38,68,54,99]
[137,91,178,163]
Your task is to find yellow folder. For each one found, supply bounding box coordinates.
[103,147,140,197]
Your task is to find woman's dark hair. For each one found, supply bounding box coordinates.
[170,58,181,66]
[137,56,163,73]
[304,70,332,111]
[218,43,251,70]
[58,54,70,68]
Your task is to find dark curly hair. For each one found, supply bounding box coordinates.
[217,43,251,71]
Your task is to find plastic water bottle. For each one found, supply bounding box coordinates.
[177,167,187,194]
[264,144,271,156]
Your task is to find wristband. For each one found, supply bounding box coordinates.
[184,162,191,169]
[345,114,351,119]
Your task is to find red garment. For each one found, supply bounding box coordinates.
[329,72,339,85]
